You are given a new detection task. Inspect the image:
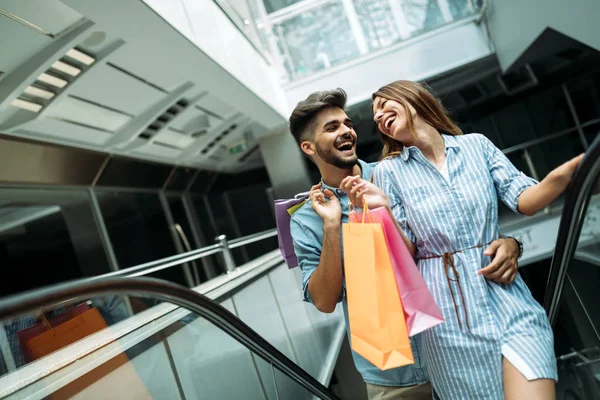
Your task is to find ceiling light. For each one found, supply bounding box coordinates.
[52,60,81,76]
[11,98,42,113]
[37,72,68,88]
[23,86,55,100]
[66,48,95,65]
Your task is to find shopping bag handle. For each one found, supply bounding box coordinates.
[349,199,372,224]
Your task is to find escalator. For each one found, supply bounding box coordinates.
[544,134,600,400]
[0,136,598,399]
[0,274,341,399]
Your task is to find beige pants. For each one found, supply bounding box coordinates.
[365,382,433,400]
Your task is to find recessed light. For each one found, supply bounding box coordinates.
[23,86,55,100]
[52,60,81,77]
[66,48,95,66]
[11,98,42,112]
[37,73,68,88]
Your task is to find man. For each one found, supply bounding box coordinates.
[288,89,522,399]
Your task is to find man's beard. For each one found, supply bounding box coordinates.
[315,142,358,169]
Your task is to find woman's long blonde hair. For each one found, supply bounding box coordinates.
[372,80,462,160]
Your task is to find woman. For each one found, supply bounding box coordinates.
[342,80,583,399]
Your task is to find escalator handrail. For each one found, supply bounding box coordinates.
[544,134,600,324]
[0,277,341,400]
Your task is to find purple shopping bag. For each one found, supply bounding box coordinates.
[274,193,309,268]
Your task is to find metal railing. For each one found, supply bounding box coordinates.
[88,228,278,282]
[0,277,341,400]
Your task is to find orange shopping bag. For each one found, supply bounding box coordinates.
[25,306,152,399]
[342,204,414,370]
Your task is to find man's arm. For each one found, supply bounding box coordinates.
[304,183,344,313]
[307,219,343,313]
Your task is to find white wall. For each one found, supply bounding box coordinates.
[486,0,600,71]
[143,0,289,119]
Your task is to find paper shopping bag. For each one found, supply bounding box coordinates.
[274,193,308,268]
[342,208,413,370]
[351,207,444,336]
[25,307,152,399]
[17,302,90,363]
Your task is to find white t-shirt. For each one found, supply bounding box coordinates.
[440,158,450,181]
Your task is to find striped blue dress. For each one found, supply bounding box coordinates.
[372,133,557,399]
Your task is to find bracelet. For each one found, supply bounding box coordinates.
[499,234,523,259]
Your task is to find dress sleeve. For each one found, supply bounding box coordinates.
[478,134,538,213]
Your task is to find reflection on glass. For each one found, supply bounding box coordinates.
[274,0,360,79]
[353,0,401,51]
[0,190,110,297]
[167,195,209,284]
[0,296,129,378]
[189,194,226,275]
[95,191,187,287]
[226,185,278,260]
[165,299,271,399]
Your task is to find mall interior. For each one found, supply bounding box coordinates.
[0,0,599,398]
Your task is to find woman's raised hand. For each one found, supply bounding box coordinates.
[340,176,390,210]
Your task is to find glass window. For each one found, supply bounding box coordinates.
[274,0,360,79]
[534,131,586,178]
[166,194,214,283]
[524,85,575,137]
[491,102,537,148]
[0,189,110,297]
[263,0,304,13]
[353,0,401,51]
[567,72,600,125]
[226,185,278,260]
[448,0,474,19]
[95,191,187,287]
[403,0,444,35]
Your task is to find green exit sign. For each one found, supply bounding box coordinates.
[228,142,247,155]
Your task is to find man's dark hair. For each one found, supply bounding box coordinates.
[289,88,347,145]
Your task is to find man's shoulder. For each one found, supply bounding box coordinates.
[290,200,321,230]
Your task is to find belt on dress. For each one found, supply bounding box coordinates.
[420,243,490,331]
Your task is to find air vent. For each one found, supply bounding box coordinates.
[199,123,238,155]
[9,46,96,113]
[139,98,190,140]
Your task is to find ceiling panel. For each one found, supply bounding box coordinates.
[46,96,131,132]
[133,143,182,159]
[195,94,236,119]
[16,117,112,145]
[0,0,83,36]
[152,129,195,148]
[0,14,52,75]
[66,62,166,116]
[168,107,213,134]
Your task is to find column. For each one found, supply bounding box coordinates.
[259,131,312,199]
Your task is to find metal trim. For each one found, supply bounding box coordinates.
[544,135,600,323]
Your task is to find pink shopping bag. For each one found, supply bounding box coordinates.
[352,207,444,336]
